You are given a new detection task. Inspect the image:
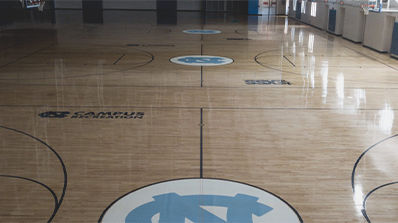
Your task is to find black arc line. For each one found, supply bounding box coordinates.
[0,43,59,69]
[0,49,154,81]
[255,51,398,86]
[0,125,67,222]
[351,134,398,223]
[362,181,398,222]
[0,174,59,221]
[351,134,398,192]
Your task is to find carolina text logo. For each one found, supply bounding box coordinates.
[39,111,144,119]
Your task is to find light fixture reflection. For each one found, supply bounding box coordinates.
[353,184,364,215]
[321,61,328,103]
[291,28,295,41]
[284,17,288,34]
[299,30,303,46]
[354,89,366,108]
[375,103,394,134]
[336,73,345,104]
[308,33,314,53]
[309,56,315,89]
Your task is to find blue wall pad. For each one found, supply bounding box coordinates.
[296,2,301,19]
[328,9,336,33]
[391,22,398,58]
[248,0,258,14]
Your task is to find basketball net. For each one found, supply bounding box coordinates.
[361,5,374,15]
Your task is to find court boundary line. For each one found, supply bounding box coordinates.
[283,55,296,67]
[343,45,398,72]
[0,49,154,81]
[0,43,59,69]
[0,105,395,111]
[4,83,398,90]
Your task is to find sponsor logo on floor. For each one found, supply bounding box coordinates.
[226,38,251,40]
[245,80,292,85]
[38,111,144,119]
[126,44,175,47]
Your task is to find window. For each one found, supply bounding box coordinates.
[293,0,297,11]
[311,2,317,17]
[301,0,306,14]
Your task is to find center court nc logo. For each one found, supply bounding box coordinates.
[125,193,272,223]
[100,179,302,223]
[178,57,227,64]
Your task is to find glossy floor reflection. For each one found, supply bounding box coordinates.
[1,10,398,223]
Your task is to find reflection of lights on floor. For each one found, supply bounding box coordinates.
[353,185,364,215]
[308,33,314,53]
[375,103,394,134]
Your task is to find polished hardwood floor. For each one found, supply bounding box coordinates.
[1,10,398,223]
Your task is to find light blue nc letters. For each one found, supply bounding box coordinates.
[125,193,273,223]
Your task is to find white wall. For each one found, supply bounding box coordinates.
[54,0,203,10]
[342,6,365,42]
[288,1,328,30]
[364,12,397,52]
[54,0,82,9]
[103,1,156,10]
[177,0,202,10]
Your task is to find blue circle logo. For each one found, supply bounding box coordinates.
[99,179,302,223]
[170,55,233,66]
[182,29,221,34]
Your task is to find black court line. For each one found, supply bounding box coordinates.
[351,134,398,192]
[6,83,398,90]
[351,134,398,223]
[0,175,58,221]
[200,108,203,178]
[0,125,67,222]
[362,181,398,223]
[0,42,58,69]
[255,51,398,86]
[283,55,296,67]
[0,26,67,52]
[113,54,126,65]
[69,28,96,39]
[0,49,154,80]
[1,104,396,111]
[343,45,398,72]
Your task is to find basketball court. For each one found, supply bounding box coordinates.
[1,8,398,223]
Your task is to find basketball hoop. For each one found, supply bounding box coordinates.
[20,0,46,11]
[361,4,374,15]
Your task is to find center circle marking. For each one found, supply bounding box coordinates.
[100,178,302,223]
[182,29,221,34]
[170,55,234,66]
